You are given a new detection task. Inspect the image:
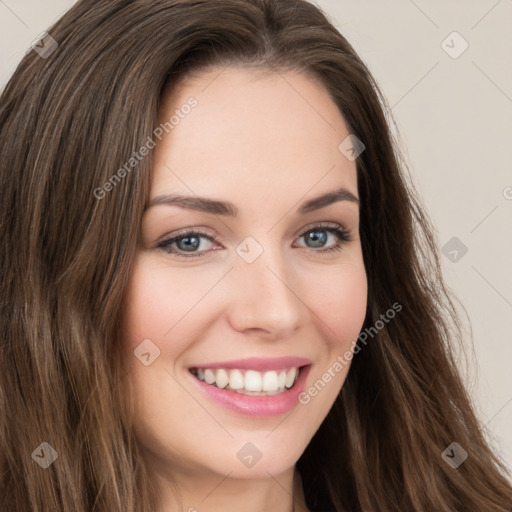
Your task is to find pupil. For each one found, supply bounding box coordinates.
[178,236,200,251]
[307,230,326,247]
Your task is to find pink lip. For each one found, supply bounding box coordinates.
[189,356,312,371]
[189,363,312,417]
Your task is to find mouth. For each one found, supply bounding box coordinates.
[189,366,303,396]
[187,357,312,416]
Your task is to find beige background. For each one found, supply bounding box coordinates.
[1,0,511,471]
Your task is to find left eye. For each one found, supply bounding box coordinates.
[295,226,350,250]
[157,225,350,257]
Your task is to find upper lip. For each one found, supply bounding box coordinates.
[189,356,312,372]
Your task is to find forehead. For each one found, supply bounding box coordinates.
[152,66,357,201]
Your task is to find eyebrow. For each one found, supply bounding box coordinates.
[146,187,359,216]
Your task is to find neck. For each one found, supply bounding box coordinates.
[152,464,309,512]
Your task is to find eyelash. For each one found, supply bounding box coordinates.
[156,223,351,258]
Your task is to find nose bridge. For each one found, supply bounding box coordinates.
[227,236,303,336]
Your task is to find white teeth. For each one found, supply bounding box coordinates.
[204,369,215,385]
[215,369,229,389]
[229,369,244,390]
[245,370,263,391]
[263,371,279,392]
[285,368,297,388]
[193,366,301,394]
[277,370,286,389]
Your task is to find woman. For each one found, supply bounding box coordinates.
[0,0,510,510]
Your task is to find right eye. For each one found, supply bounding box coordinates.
[157,230,220,258]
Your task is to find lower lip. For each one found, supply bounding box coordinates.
[189,365,311,417]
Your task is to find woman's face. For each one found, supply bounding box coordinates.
[122,66,367,484]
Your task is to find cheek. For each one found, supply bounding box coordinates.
[122,257,225,356]
[294,261,367,415]
[304,260,368,350]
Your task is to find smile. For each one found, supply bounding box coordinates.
[188,357,312,416]
[190,367,300,396]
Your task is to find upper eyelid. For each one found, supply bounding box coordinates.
[159,222,347,242]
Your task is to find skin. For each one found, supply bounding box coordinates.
[122,66,368,512]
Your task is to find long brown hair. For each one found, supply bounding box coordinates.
[0,0,510,510]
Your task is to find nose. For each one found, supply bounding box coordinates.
[226,244,304,340]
